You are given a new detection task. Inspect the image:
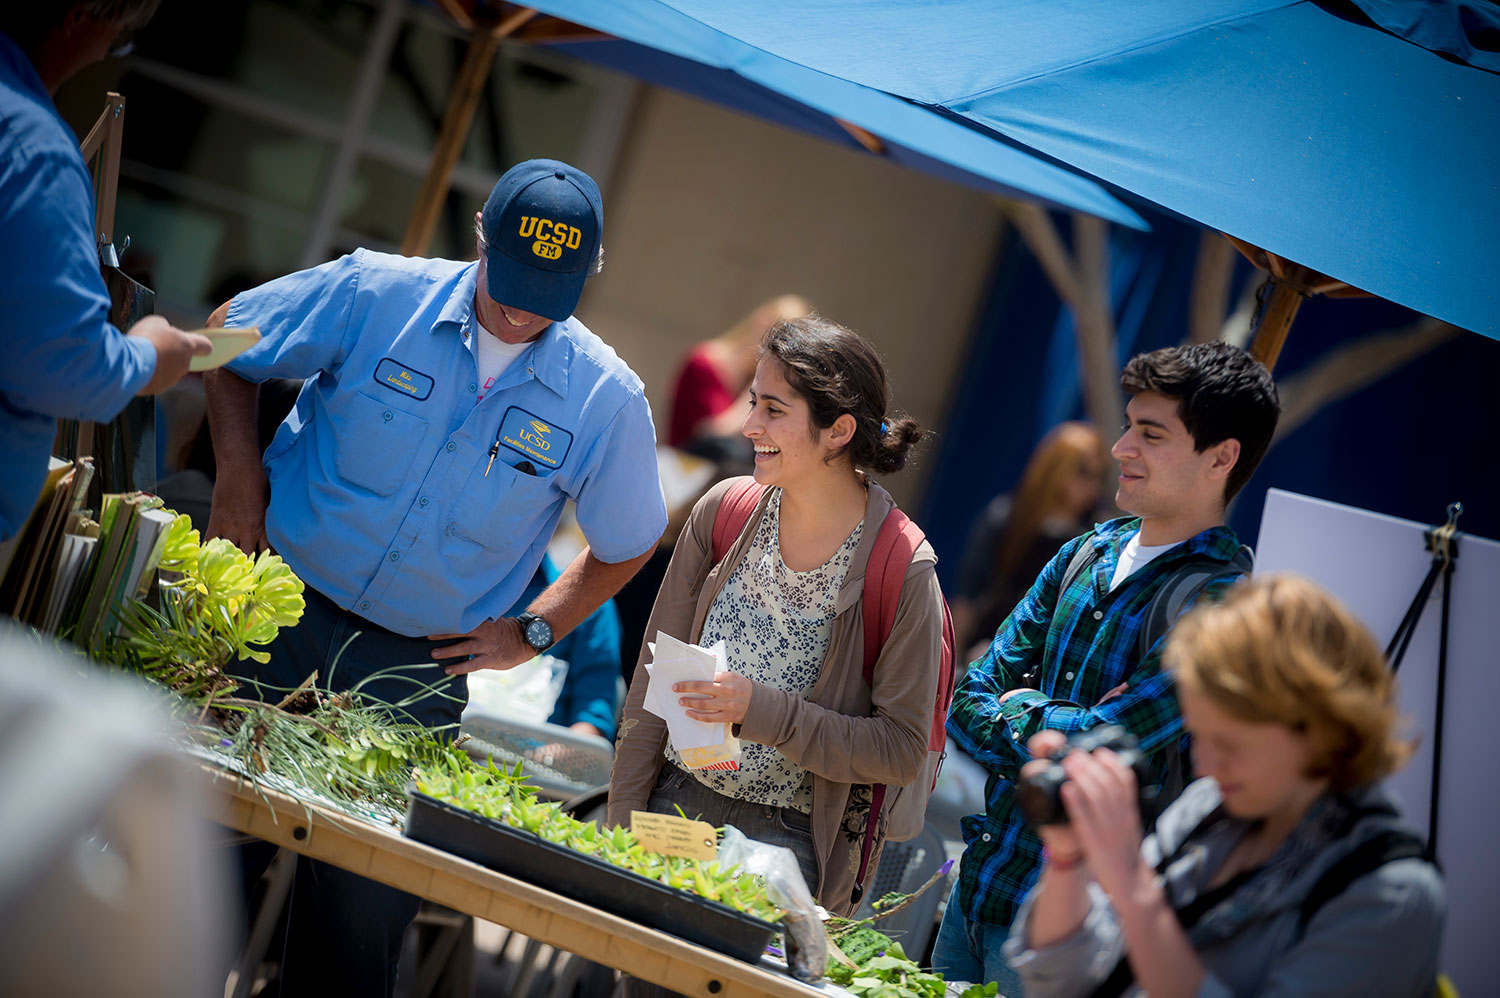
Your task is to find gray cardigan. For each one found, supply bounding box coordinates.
[1003,778,1445,997]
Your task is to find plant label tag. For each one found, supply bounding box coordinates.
[630,811,718,862]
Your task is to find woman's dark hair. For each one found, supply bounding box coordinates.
[1120,340,1280,504]
[760,315,923,474]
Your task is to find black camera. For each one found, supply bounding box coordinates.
[1015,725,1157,827]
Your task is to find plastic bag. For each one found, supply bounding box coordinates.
[462,653,567,724]
[718,825,827,983]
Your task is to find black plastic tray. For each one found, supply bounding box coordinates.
[403,789,778,963]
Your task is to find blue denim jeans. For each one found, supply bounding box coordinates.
[930,879,1024,997]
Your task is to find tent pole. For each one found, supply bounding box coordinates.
[1249,277,1303,371]
[401,8,540,258]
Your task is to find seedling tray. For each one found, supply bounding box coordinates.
[403,789,778,963]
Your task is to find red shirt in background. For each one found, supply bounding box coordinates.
[667,345,736,447]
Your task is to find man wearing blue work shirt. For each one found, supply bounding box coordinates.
[202,159,666,997]
[1,2,211,543]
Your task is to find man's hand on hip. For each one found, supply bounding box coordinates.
[430,617,532,675]
[207,467,271,554]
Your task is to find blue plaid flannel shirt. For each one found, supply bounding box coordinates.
[946,516,1245,929]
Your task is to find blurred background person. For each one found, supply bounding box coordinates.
[498,553,623,740]
[951,421,1106,657]
[1010,574,1445,997]
[666,293,813,456]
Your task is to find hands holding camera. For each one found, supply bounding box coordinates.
[1020,727,1150,899]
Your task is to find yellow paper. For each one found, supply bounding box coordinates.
[630,811,718,862]
[677,741,741,770]
[188,326,261,372]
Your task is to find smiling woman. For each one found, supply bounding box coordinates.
[609,318,950,998]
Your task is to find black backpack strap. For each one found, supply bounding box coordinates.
[1022,535,1098,689]
[1297,831,1428,935]
[1134,545,1254,825]
[1135,544,1254,662]
[1059,534,1101,596]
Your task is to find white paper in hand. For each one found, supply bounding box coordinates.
[644,631,741,770]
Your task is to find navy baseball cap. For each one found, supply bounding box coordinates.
[481,159,603,322]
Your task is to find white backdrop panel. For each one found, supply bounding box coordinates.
[1256,488,1498,994]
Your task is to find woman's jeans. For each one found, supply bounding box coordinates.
[930,878,1025,997]
[622,763,820,998]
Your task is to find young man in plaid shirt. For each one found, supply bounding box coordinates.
[932,342,1280,992]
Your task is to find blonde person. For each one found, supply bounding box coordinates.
[1008,574,1445,997]
[609,316,946,939]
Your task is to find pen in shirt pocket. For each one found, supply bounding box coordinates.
[484,427,537,477]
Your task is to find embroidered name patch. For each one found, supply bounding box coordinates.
[498,406,572,470]
[373,358,433,401]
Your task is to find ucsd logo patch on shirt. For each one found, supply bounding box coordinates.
[498,405,573,469]
[373,358,434,401]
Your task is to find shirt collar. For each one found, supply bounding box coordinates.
[433,262,478,336]
[1091,516,1241,564]
[436,262,572,397]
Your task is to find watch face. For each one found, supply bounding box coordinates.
[525,616,553,649]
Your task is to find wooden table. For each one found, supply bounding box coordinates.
[205,766,828,998]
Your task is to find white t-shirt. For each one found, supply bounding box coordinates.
[1109,530,1182,591]
[472,323,527,403]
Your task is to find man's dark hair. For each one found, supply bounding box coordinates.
[1120,340,1280,504]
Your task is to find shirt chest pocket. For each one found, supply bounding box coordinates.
[334,391,429,497]
[446,459,558,549]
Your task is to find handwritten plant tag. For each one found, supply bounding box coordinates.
[630,811,718,862]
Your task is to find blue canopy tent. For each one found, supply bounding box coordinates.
[520,0,1146,227]
[409,0,1144,229]
[660,0,1500,344]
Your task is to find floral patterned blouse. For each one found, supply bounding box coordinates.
[666,488,864,812]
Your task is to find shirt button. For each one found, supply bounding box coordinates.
[419,496,429,507]
[527,367,534,374]
[982,833,992,842]
[383,410,393,422]
[359,600,370,610]
[1092,609,1104,620]
[446,441,457,452]
[468,383,476,393]
[389,551,400,562]
[1011,731,1021,740]
[1065,671,1075,681]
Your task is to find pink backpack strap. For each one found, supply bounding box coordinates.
[861,507,923,685]
[710,478,767,564]
[852,507,925,905]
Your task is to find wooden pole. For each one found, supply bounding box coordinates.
[400,8,540,258]
[1248,277,1303,371]
[400,32,500,257]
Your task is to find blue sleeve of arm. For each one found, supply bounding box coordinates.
[0,152,154,421]
[945,538,1078,775]
[572,391,667,563]
[223,252,363,382]
[548,598,623,738]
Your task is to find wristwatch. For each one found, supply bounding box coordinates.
[514,611,554,653]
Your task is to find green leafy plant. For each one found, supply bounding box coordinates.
[413,762,783,923]
[108,512,306,693]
